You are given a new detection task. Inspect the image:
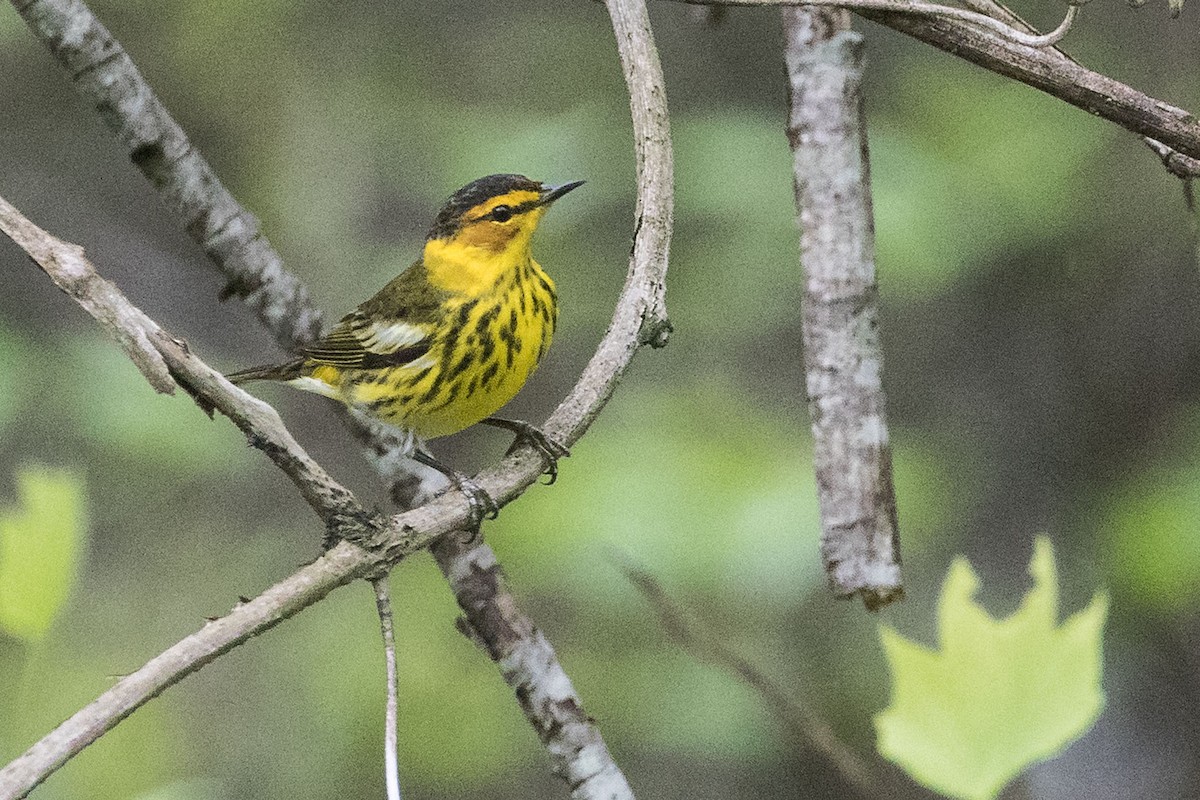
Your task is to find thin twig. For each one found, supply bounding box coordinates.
[662,0,1200,162]
[681,0,1082,48]
[783,8,903,608]
[619,559,884,798]
[373,576,404,800]
[1144,137,1200,182]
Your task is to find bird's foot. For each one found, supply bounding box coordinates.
[483,417,571,484]
[411,448,497,541]
[451,472,499,542]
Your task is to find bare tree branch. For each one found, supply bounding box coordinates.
[671,0,1200,162]
[784,8,902,609]
[8,1,673,797]
[434,538,636,799]
[0,195,370,535]
[620,558,884,798]
[11,0,323,349]
[0,538,373,800]
[683,0,1085,48]
[0,115,669,789]
[1144,137,1200,181]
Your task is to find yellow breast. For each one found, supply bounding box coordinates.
[342,260,557,439]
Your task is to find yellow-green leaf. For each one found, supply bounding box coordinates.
[0,466,87,640]
[874,537,1107,800]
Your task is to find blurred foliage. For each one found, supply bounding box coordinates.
[1,0,1200,799]
[873,75,1111,295]
[876,538,1108,800]
[1101,406,1200,616]
[0,466,86,640]
[0,327,26,434]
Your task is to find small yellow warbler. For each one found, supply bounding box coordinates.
[229,174,582,519]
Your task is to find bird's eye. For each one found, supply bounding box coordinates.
[491,205,513,223]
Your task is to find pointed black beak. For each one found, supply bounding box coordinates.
[539,180,585,206]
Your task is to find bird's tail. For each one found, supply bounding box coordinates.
[226,359,305,385]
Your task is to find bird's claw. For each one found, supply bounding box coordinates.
[453,473,498,543]
[410,448,499,542]
[492,418,571,484]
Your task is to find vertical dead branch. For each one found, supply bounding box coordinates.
[783,8,903,609]
[434,539,636,800]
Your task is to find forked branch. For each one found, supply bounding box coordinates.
[666,0,1200,161]
[5,0,673,798]
[1,8,671,800]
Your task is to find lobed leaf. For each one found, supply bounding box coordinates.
[875,537,1107,800]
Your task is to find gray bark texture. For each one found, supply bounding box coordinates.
[783,7,903,609]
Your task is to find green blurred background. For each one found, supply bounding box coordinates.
[2,1,1200,798]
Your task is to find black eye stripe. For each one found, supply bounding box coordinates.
[473,198,541,224]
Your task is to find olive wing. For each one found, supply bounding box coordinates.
[302,263,446,370]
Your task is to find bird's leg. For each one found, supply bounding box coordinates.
[411,449,498,538]
[481,417,570,485]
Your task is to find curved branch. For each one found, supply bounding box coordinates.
[0,0,672,792]
[668,0,1200,162]
[684,0,1081,48]
[548,0,674,447]
[429,1,672,794]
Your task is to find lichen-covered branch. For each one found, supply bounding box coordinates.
[433,539,635,799]
[783,8,902,609]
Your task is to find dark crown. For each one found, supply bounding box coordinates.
[427,174,542,240]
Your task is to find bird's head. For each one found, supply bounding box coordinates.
[423,174,583,293]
